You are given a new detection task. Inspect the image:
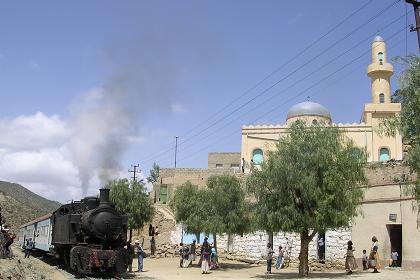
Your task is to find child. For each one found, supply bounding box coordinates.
[345,241,357,275]
[362,249,368,270]
[275,245,284,269]
[391,248,399,267]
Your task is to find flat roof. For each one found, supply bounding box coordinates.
[19,213,52,228]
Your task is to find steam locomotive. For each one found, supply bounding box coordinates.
[19,188,129,276]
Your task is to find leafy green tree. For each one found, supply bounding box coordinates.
[147,163,160,183]
[381,55,420,202]
[170,177,251,249]
[205,174,252,250]
[109,178,155,241]
[247,121,366,276]
[170,182,210,241]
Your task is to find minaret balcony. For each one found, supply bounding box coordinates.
[367,63,393,77]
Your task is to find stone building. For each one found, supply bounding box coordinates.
[151,36,419,268]
[151,152,239,204]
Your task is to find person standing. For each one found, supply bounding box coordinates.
[345,240,357,275]
[24,238,34,258]
[317,236,325,262]
[3,233,16,258]
[362,249,368,270]
[134,240,144,272]
[190,239,196,263]
[241,158,246,173]
[275,245,284,270]
[126,241,135,272]
[201,237,210,274]
[369,236,380,273]
[391,248,399,267]
[266,243,274,274]
[150,236,156,256]
[179,243,184,268]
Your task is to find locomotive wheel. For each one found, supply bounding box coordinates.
[70,246,89,275]
[114,249,128,276]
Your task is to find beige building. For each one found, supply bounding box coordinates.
[152,36,419,268]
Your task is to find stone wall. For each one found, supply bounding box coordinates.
[216,228,350,264]
[208,152,241,170]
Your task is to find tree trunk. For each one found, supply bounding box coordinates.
[298,231,310,277]
[195,232,200,243]
[213,233,217,252]
[129,228,133,242]
[268,231,274,247]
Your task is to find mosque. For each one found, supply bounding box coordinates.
[241,35,402,170]
[152,36,420,268]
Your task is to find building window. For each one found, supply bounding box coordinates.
[379,93,385,103]
[215,164,223,169]
[378,52,384,64]
[230,164,240,171]
[252,149,264,165]
[379,147,390,162]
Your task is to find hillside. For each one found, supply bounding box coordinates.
[0,181,61,233]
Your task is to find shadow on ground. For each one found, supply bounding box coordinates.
[252,271,363,279]
[218,262,257,271]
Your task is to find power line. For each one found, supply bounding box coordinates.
[175,34,406,165]
[147,0,400,164]
[137,0,375,164]
[175,20,408,156]
[141,13,407,167]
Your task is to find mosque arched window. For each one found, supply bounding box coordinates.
[252,149,264,165]
[379,147,390,162]
[379,93,385,103]
[378,52,384,64]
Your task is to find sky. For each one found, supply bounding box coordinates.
[0,0,418,203]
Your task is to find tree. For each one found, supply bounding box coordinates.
[170,176,252,250]
[109,178,155,241]
[147,163,160,183]
[170,181,209,241]
[205,174,252,251]
[381,55,420,203]
[247,121,366,276]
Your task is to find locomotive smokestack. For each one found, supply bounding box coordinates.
[99,188,110,205]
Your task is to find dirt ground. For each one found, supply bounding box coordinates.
[129,257,420,280]
[2,246,419,280]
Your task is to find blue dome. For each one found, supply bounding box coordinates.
[286,101,331,121]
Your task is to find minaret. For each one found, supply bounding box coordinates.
[367,35,393,104]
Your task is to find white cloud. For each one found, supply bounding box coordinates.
[0,112,70,150]
[171,103,186,113]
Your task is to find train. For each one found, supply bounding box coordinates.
[18,188,129,276]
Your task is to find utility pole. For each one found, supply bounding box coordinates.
[407,0,420,52]
[174,136,179,168]
[128,164,140,182]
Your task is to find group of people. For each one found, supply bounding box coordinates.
[346,236,384,275]
[265,235,392,275]
[178,236,218,274]
[265,243,285,274]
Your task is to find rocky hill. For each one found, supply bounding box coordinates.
[0,181,61,233]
